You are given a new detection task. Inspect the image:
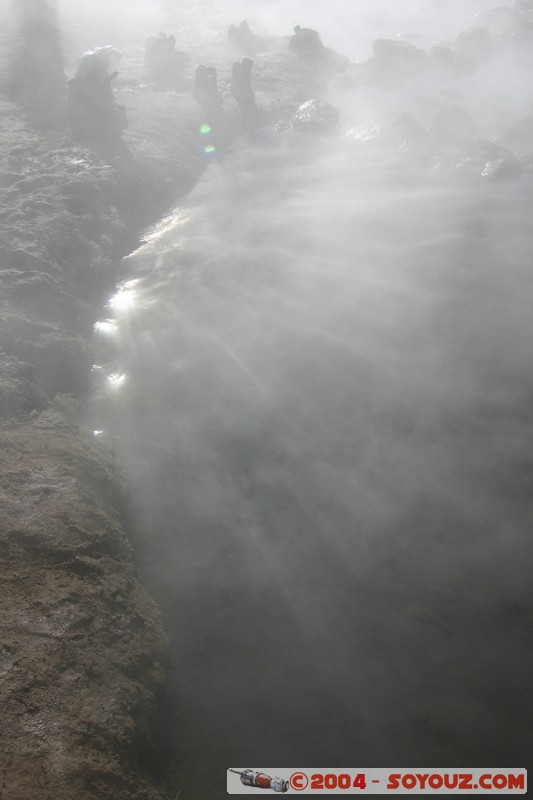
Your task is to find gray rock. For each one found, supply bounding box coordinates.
[370,38,427,84]
[228,21,267,57]
[231,59,261,132]
[437,139,522,180]
[481,155,523,181]
[144,32,189,86]
[428,45,455,71]
[289,25,350,76]
[291,99,339,134]
[454,26,493,68]
[67,47,127,147]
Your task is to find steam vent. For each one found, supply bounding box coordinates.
[1,1,532,798]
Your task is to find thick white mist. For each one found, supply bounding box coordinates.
[82,0,533,796]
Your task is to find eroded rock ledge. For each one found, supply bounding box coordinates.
[0,19,333,790]
[0,91,202,799]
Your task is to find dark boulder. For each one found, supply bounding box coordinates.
[193,65,224,116]
[289,25,349,76]
[428,45,455,71]
[454,26,493,69]
[228,21,267,57]
[67,47,127,147]
[231,59,261,132]
[144,32,189,85]
[370,38,427,84]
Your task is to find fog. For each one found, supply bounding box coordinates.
[5,0,532,796]
[97,145,533,793]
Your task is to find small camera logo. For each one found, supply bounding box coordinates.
[229,769,289,793]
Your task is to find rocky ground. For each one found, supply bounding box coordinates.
[1,0,532,796]
[0,90,199,798]
[0,15,332,795]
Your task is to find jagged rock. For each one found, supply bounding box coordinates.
[75,46,122,80]
[228,21,267,57]
[145,32,189,85]
[370,38,427,84]
[231,59,260,132]
[231,58,255,107]
[67,48,127,146]
[289,24,322,57]
[193,65,223,115]
[291,98,339,134]
[289,25,349,76]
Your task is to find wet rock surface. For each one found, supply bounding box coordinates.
[0,11,343,796]
[0,72,203,798]
[291,98,340,134]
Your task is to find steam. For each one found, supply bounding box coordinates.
[97,97,531,800]
[4,0,530,794]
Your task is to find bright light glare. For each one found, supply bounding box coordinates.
[107,373,126,388]
[108,280,139,312]
[93,320,117,334]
